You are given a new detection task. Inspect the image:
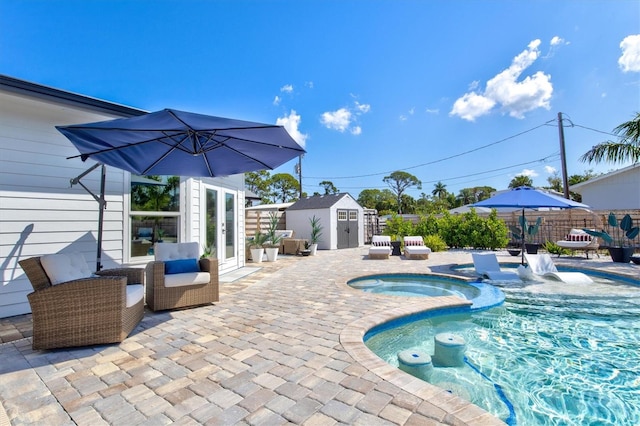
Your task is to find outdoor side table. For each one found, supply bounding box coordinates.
[390,241,402,256]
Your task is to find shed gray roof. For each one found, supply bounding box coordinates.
[287,193,359,211]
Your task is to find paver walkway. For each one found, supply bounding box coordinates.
[0,248,637,425]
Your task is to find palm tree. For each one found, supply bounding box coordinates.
[509,175,533,188]
[580,112,640,165]
[432,181,447,199]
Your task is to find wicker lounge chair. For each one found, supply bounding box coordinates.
[369,235,392,259]
[19,254,144,350]
[403,236,432,259]
[145,242,219,311]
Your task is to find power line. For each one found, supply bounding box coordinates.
[304,119,555,180]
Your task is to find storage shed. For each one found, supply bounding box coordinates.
[286,193,364,250]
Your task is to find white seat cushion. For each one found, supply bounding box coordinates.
[40,253,92,285]
[163,272,211,288]
[126,284,144,307]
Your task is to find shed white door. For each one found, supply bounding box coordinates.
[337,209,359,248]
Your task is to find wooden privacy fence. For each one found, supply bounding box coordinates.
[375,210,640,247]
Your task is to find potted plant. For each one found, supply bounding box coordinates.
[264,213,283,262]
[301,241,311,256]
[584,213,639,263]
[309,215,323,256]
[201,244,215,259]
[509,216,541,254]
[247,232,268,263]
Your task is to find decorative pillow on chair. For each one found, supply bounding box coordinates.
[40,253,92,285]
[164,258,200,274]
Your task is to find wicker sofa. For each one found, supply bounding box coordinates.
[19,254,144,350]
[145,242,219,311]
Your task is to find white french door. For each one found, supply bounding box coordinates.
[204,186,238,272]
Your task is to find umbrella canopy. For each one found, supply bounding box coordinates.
[473,186,590,264]
[57,108,306,177]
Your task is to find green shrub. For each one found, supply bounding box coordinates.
[437,210,508,249]
[383,214,414,239]
[543,241,570,256]
[422,234,447,252]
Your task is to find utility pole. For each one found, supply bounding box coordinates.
[558,112,570,199]
[295,154,303,199]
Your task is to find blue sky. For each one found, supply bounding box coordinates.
[1,1,639,200]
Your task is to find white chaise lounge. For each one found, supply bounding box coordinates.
[369,235,392,259]
[556,228,600,258]
[472,253,521,282]
[403,236,432,259]
[524,253,593,284]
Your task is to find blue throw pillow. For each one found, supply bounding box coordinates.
[164,258,200,274]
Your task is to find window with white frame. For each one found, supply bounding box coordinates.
[130,175,180,257]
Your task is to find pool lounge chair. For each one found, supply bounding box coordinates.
[369,235,392,259]
[524,253,593,284]
[403,236,432,259]
[472,253,521,281]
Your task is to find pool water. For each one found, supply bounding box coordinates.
[365,278,640,425]
[348,274,505,310]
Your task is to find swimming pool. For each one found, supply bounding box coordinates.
[364,272,640,425]
[347,273,505,311]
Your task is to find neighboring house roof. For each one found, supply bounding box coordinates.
[570,163,640,191]
[244,189,262,200]
[245,202,294,211]
[287,193,359,210]
[0,74,146,117]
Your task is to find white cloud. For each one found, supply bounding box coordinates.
[409,107,415,115]
[450,39,553,121]
[425,108,439,114]
[355,101,371,113]
[305,81,314,89]
[550,36,563,46]
[619,34,640,72]
[320,99,370,135]
[519,169,538,177]
[321,108,352,132]
[280,84,294,93]
[544,166,557,174]
[399,115,408,121]
[273,96,281,106]
[276,110,308,148]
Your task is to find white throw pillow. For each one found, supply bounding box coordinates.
[40,253,92,285]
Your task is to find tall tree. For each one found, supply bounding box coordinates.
[580,112,640,165]
[318,180,339,195]
[508,175,533,188]
[245,170,272,203]
[269,173,300,203]
[432,181,447,199]
[357,189,396,213]
[383,171,422,214]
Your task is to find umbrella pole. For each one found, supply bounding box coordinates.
[521,208,525,265]
[70,163,107,271]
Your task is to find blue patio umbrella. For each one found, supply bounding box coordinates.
[473,186,590,264]
[57,108,306,270]
[57,108,305,177]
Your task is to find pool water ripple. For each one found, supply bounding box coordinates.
[365,278,640,425]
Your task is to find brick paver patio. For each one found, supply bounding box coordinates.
[0,247,637,425]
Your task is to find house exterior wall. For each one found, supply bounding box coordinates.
[0,86,246,318]
[0,90,132,318]
[575,166,640,210]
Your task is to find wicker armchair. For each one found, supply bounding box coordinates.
[18,255,145,350]
[145,242,219,311]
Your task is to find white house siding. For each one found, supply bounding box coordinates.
[0,90,129,318]
[573,165,640,210]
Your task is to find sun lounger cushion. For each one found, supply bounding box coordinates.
[126,284,144,307]
[369,236,392,259]
[403,236,432,259]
